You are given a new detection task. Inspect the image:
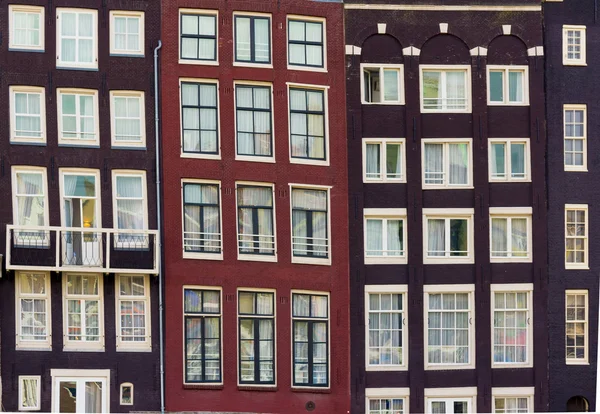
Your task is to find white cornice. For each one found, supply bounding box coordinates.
[344,4,541,12]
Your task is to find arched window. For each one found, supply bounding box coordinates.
[567,396,589,412]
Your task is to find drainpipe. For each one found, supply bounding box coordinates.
[153,40,165,414]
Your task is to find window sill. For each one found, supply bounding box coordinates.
[237,385,278,392]
[563,62,587,66]
[183,252,223,261]
[115,345,152,352]
[421,109,472,114]
[490,257,532,264]
[366,365,407,372]
[424,364,475,371]
[178,59,219,66]
[58,142,100,149]
[564,167,588,173]
[364,179,406,184]
[361,101,405,106]
[489,179,532,183]
[10,138,46,145]
[487,102,530,107]
[290,157,330,167]
[565,264,589,270]
[8,47,45,53]
[492,363,533,369]
[292,256,331,266]
[566,360,590,365]
[291,386,331,394]
[181,152,221,160]
[110,52,144,58]
[111,143,146,150]
[16,345,52,352]
[183,384,224,390]
[63,346,105,352]
[423,186,474,190]
[287,65,327,73]
[233,62,273,69]
[424,258,474,265]
[238,253,278,263]
[56,65,99,72]
[235,155,276,164]
[365,257,407,265]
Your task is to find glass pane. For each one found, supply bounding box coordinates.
[85,381,103,413]
[490,71,504,102]
[383,69,399,101]
[59,381,77,413]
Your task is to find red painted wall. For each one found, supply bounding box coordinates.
[160,0,349,412]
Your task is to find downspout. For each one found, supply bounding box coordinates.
[153,40,165,414]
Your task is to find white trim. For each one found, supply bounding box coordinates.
[9,85,47,144]
[115,274,152,351]
[365,387,410,397]
[360,64,405,105]
[18,375,42,411]
[439,23,448,33]
[11,166,50,246]
[362,138,406,183]
[419,65,472,113]
[109,10,145,56]
[563,104,587,172]
[15,271,52,351]
[178,8,219,65]
[502,25,511,35]
[566,289,589,364]
[492,386,535,397]
[421,138,473,189]
[111,170,149,249]
[110,90,146,148]
[424,386,478,397]
[344,4,541,11]
[422,209,475,264]
[488,138,531,182]
[363,210,408,264]
[287,15,328,73]
[233,11,273,69]
[56,88,100,147]
[120,382,134,405]
[424,387,477,414]
[486,65,530,106]
[51,369,110,412]
[377,23,386,34]
[402,46,421,56]
[489,209,533,263]
[56,8,98,70]
[563,25,587,66]
[565,204,589,269]
[9,5,45,51]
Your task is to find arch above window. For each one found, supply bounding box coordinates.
[567,396,589,412]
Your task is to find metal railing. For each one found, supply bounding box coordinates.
[183,231,222,253]
[292,236,329,258]
[238,233,276,255]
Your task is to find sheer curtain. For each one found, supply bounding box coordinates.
[235,17,251,61]
[386,143,401,179]
[288,21,304,64]
[114,96,141,142]
[237,187,273,253]
[198,15,215,59]
[15,92,41,137]
[77,13,94,64]
[491,218,508,257]
[22,378,38,408]
[200,85,217,152]
[293,294,310,317]
[292,189,327,257]
[60,13,76,62]
[366,144,381,179]
[509,71,523,103]
[290,90,308,157]
[427,219,445,256]
[180,15,198,59]
[307,91,324,159]
[448,143,468,185]
[85,381,103,413]
[182,84,200,152]
[383,69,399,102]
[80,95,95,140]
[253,88,271,155]
[424,144,443,184]
[446,71,466,109]
[306,22,322,66]
[431,402,446,414]
[254,19,270,62]
[510,143,525,178]
[116,176,143,230]
[17,172,43,226]
[511,218,528,256]
[490,143,506,179]
[366,219,382,256]
[387,220,402,256]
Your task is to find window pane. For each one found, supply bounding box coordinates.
[383,69,399,101]
[508,71,523,102]
[510,143,526,178]
[490,71,504,102]
[450,219,468,256]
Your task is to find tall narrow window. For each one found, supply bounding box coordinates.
[237,185,275,257]
[487,67,528,105]
[423,140,471,188]
[235,84,273,158]
[489,139,529,182]
[238,291,275,384]
[179,11,217,62]
[292,292,329,387]
[63,273,104,349]
[57,89,99,146]
[565,205,588,269]
[184,288,222,383]
[16,272,51,350]
[19,376,41,411]
[564,105,586,171]
[9,5,44,51]
[363,139,405,182]
[492,288,532,367]
[563,25,586,65]
[362,65,404,104]
[56,9,98,69]
[366,290,406,369]
[183,182,221,256]
[113,172,147,248]
[493,396,531,413]
[566,290,588,363]
[234,15,271,64]
[490,209,532,262]
[110,11,144,56]
[288,18,324,68]
[13,167,48,246]
[421,67,470,112]
[289,87,326,161]
[424,210,474,263]
[291,187,329,261]
[110,91,145,147]
[116,275,150,350]
[364,209,406,264]
[181,81,218,155]
[10,86,46,144]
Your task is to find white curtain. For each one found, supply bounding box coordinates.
[17,172,44,226]
[292,189,327,256]
[114,17,127,50]
[114,96,141,141]
[424,144,443,184]
[237,187,273,253]
[510,143,525,178]
[490,143,505,179]
[293,294,310,317]
[80,95,95,139]
[15,92,41,137]
[116,176,143,231]
[509,71,523,102]
[14,12,40,46]
[387,220,402,255]
[21,378,38,408]
[235,17,251,61]
[386,143,401,179]
[77,13,94,64]
[511,218,528,256]
[237,87,271,156]
[254,19,269,62]
[290,90,307,157]
[366,219,383,256]
[198,15,215,59]
[85,382,102,413]
[383,69,399,101]
[60,13,76,62]
[431,402,445,414]
[448,143,468,185]
[257,293,273,315]
[427,219,445,256]
[446,71,466,109]
[422,71,441,109]
[491,218,508,257]
[180,15,198,59]
[366,144,380,179]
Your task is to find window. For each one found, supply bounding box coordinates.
[361,64,404,104]
[364,209,407,264]
[183,181,222,258]
[112,171,148,248]
[421,66,471,112]
[566,290,588,364]
[116,275,150,350]
[16,272,51,350]
[56,9,98,70]
[289,86,327,162]
[422,139,472,188]
[184,288,222,383]
[110,91,146,147]
[63,274,104,350]
[234,14,271,65]
[487,66,528,105]
[288,17,325,69]
[238,290,275,385]
[51,369,109,413]
[236,185,275,258]
[179,10,217,62]
[110,11,144,56]
[291,186,330,263]
[181,80,219,156]
[424,285,475,369]
[18,376,41,411]
[365,286,408,370]
[235,84,273,159]
[489,139,530,182]
[492,387,534,414]
[565,204,588,269]
[363,139,405,182]
[120,382,134,405]
[425,396,476,414]
[563,25,586,65]
[292,292,329,387]
[423,209,474,264]
[491,285,533,367]
[12,167,49,247]
[490,208,532,262]
[10,86,46,144]
[57,89,99,146]
[365,388,410,414]
[564,105,586,171]
[9,5,44,51]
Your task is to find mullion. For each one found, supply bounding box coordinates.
[180,15,216,61]
[307,320,314,385]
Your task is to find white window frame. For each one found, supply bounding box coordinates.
[289,183,332,266]
[59,168,102,228]
[362,138,406,183]
[232,11,273,68]
[424,285,476,370]
[489,207,533,263]
[9,5,45,52]
[565,204,588,269]
[360,64,405,105]
[287,82,330,166]
[566,289,589,364]
[109,10,145,56]
[492,387,535,413]
[286,15,327,73]
[486,66,529,106]
[424,387,477,413]
[423,208,474,264]
[120,382,134,405]
[10,86,46,144]
[56,88,100,147]
[420,65,472,113]
[15,271,52,350]
[50,369,110,412]
[12,166,50,247]
[56,8,98,70]
[563,25,586,66]
[422,138,473,189]
[178,9,219,65]
[235,181,277,263]
[18,375,42,411]
[115,274,151,351]
[111,170,149,249]
[488,138,531,182]
[490,284,534,368]
[110,90,146,148]
[365,285,408,371]
[62,273,105,352]
[365,387,410,414]
[563,104,587,172]
[364,209,407,265]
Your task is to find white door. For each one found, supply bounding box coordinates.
[428,399,472,414]
[54,377,107,413]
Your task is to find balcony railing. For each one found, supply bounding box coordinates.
[6,225,159,274]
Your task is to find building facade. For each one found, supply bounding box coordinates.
[160,0,349,412]
[0,0,161,411]
[545,0,599,411]
[344,1,548,413]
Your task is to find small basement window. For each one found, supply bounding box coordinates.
[120,382,133,405]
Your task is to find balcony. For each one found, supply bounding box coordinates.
[6,226,159,274]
